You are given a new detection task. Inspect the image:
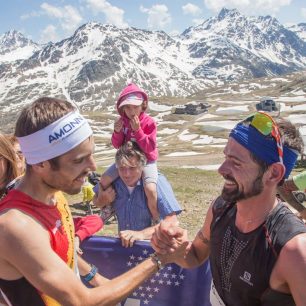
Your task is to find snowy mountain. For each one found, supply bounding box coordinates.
[181,8,306,81]
[0,30,41,63]
[0,8,305,113]
[287,23,306,41]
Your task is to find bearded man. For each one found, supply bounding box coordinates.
[152,113,306,306]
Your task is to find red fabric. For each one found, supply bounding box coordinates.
[0,190,69,264]
[111,112,158,162]
[73,215,103,241]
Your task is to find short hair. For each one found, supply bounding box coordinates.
[0,133,18,193]
[115,141,147,168]
[14,97,76,169]
[15,97,76,137]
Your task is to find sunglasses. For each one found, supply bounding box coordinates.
[245,111,283,164]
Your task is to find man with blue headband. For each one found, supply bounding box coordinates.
[152,112,306,306]
[0,97,185,305]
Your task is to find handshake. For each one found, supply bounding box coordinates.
[150,220,191,266]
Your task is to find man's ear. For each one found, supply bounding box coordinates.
[31,161,51,174]
[266,162,285,184]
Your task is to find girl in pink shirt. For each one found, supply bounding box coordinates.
[100,83,159,222]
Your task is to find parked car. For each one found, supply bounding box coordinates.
[256,97,278,112]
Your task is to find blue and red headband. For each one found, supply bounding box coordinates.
[230,123,298,178]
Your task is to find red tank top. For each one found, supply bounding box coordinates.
[0,189,75,305]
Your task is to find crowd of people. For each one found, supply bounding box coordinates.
[0,83,305,305]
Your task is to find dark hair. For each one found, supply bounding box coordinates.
[14,97,76,169]
[246,117,304,184]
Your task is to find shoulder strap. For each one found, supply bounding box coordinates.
[212,196,235,218]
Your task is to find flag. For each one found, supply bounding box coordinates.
[82,236,212,306]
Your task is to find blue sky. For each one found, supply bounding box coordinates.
[1,0,305,43]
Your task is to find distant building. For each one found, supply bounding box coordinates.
[174,101,211,115]
[256,97,278,112]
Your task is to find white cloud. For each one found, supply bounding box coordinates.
[182,3,202,16]
[302,8,306,19]
[40,24,58,43]
[41,2,63,18]
[140,4,172,30]
[204,0,292,14]
[20,11,41,20]
[40,3,83,32]
[85,0,128,28]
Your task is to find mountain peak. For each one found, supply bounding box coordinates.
[0,30,32,47]
[0,30,40,61]
[217,8,240,20]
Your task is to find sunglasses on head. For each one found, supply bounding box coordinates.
[244,111,284,164]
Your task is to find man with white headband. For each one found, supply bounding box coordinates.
[0,97,186,305]
[151,114,306,306]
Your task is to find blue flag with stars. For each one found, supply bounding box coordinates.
[82,236,212,306]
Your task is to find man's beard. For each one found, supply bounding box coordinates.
[221,172,264,203]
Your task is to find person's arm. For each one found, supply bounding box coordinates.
[74,215,103,255]
[92,184,116,208]
[77,255,109,287]
[119,213,179,248]
[0,209,184,306]
[120,228,155,248]
[74,215,103,242]
[152,203,214,269]
[111,126,125,149]
[133,118,157,154]
[272,233,306,305]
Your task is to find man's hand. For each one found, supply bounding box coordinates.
[120,230,145,248]
[93,184,116,208]
[130,115,140,131]
[114,118,123,133]
[74,236,83,255]
[151,220,188,255]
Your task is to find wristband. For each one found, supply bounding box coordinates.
[83,264,98,282]
[150,253,165,271]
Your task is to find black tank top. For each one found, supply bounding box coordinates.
[209,197,306,306]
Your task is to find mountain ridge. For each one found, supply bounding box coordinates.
[0,8,305,113]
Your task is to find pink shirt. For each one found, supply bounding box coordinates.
[111,112,158,162]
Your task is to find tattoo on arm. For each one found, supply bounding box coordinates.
[196,230,210,246]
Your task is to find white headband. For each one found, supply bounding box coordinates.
[17,111,93,165]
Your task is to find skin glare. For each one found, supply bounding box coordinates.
[218,138,265,202]
[116,156,143,187]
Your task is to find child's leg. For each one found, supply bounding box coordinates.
[143,162,159,222]
[100,163,119,190]
[144,182,159,221]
